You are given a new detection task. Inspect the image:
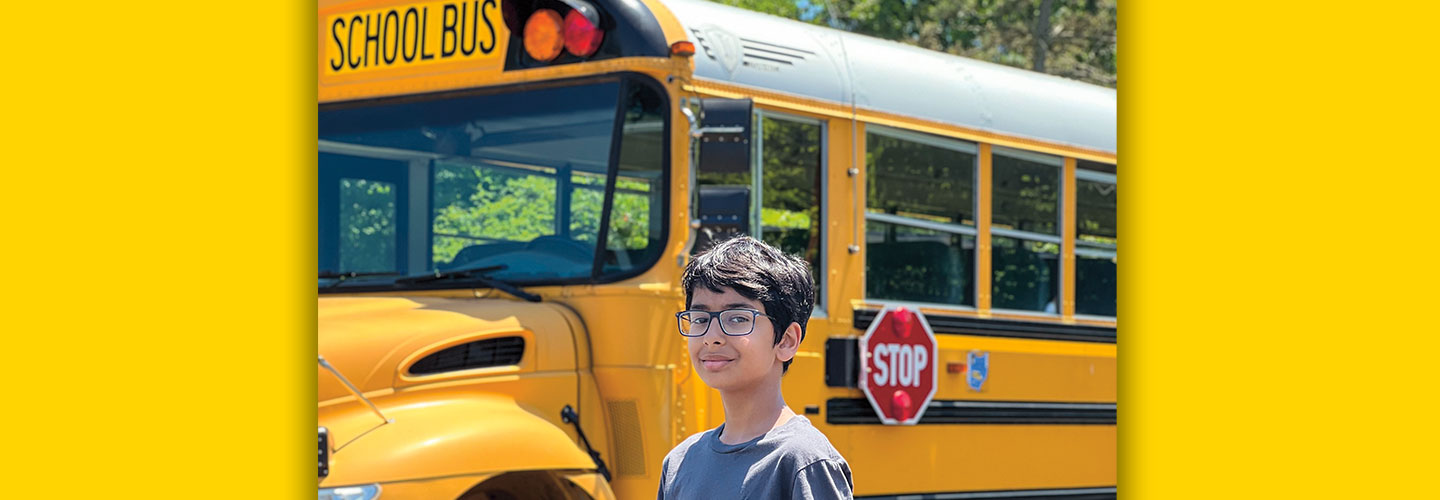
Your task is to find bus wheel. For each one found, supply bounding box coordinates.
[457,470,595,500]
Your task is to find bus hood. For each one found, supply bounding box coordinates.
[317,296,584,402]
[318,296,594,484]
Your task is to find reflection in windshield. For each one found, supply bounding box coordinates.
[318,78,666,289]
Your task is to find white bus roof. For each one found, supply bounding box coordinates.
[666,0,1116,155]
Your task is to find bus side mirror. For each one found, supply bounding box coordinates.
[682,98,753,255]
[695,98,752,174]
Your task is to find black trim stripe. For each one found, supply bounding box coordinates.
[854,308,1116,344]
[858,487,1116,500]
[826,398,1116,425]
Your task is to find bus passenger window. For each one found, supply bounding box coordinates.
[1076,161,1116,317]
[992,236,1059,312]
[993,153,1060,234]
[339,178,399,273]
[864,128,978,307]
[759,115,823,299]
[992,150,1062,312]
[866,222,975,305]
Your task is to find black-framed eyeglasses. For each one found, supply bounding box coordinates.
[675,309,776,337]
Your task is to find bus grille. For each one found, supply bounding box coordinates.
[607,400,646,476]
[407,337,525,375]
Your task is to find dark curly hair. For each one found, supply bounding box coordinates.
[681,236,815,374]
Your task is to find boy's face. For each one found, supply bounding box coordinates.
[687,286,799,393]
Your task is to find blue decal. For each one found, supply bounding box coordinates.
[967,351,989,391]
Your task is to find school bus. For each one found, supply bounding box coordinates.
[317,0,1116,499]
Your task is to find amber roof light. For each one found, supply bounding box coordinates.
[523,9,565,62]
[670,41,695,57]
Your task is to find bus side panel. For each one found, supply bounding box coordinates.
[840,424,1116,495]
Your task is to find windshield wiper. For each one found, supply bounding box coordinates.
[394,265,542,302]
[395,264,506,284]
[319,271,401,289]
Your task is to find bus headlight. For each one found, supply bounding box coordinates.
[318,484,381,500]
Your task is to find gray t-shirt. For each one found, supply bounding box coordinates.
[657,415,853,499]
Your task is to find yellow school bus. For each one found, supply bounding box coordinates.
[316,0,1116,499]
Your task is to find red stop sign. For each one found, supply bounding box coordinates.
[859,306,938,425]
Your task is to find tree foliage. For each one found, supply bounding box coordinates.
[712,0,1116,87]
[429,164,655,266]
[339,178,397,273]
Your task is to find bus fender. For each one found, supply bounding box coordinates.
[321,392,600,488]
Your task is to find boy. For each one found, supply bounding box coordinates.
[658,236,853,499]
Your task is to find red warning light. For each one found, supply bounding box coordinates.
[891,390,913,420]
[891,307,915,339]
[563,9,603,57]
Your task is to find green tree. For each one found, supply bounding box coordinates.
[338,178,397,272]
[430,164,657,266]
[432,166,560,263]
[713,0,824,21]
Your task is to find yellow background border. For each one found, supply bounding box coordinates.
[5,1,1437,498]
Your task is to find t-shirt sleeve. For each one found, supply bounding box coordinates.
[656,455,670,500]
[791,459,854,499]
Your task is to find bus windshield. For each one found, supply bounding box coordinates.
[318,78,667,290]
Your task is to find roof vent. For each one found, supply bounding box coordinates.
[408,337,525,375]
[690,25,813,75]
[736,37,813,69]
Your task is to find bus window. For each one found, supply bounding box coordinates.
[431,161,565,264]
[319,152,411,276]
[601,83,667,276]
[319,77,669,290]
[1076,162,1116,317]
[992,149,1062,312]
[992,236,1060,312]
[864,127,978,307]
[866,222,975,305]
[759,114,823,300]
[339,178,399,273]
